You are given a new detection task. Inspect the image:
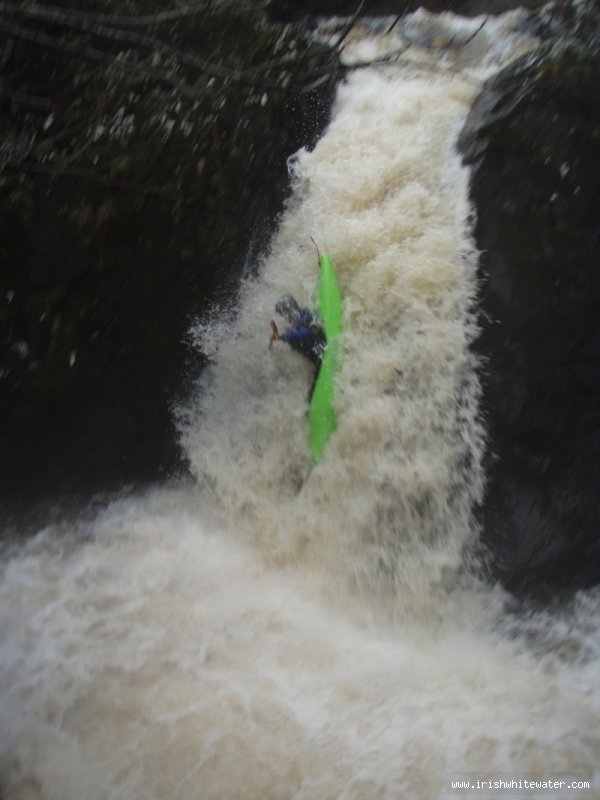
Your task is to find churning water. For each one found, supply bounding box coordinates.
[1,10,599,800]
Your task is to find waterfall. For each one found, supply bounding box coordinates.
[1,10,598,800]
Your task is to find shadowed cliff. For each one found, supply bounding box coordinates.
[459,1,600,597]
[0,1,340,510]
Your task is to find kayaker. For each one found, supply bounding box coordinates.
[269,295,326,366]
[269,295,326,399]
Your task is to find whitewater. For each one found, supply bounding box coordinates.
[1,10,599,800]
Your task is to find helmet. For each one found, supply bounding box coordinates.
[275,295,300,316]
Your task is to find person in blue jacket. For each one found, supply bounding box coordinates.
[270,295,326,368]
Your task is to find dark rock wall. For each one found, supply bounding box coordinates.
[460,29,600,596]
[0,3,340,511]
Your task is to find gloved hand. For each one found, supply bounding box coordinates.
[268,320,279,349]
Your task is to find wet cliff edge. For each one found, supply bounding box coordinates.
[459,5,600,598]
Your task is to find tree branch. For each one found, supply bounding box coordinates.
[386,4,413,35]
[301,42,412,86]
[0,79,57,112]
[0,19,215,99]
[0,1,267,28]
[445,19,486,48]
[1,2,282,85]
[335,0,365,52]
[5,157,163,194]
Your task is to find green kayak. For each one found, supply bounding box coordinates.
[308,253,342,463]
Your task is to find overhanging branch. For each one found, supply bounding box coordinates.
[0,2,287,86]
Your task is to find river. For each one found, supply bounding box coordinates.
[1,9,598,799]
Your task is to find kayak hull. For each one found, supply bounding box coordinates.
[308,254,342,463]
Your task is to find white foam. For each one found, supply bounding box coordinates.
[1,492,598,799]
[183,61,485,623]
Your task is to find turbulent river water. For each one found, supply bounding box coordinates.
[1,10,599,800]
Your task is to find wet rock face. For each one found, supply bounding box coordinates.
[459,40,600,597]
[0,3,339,511]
